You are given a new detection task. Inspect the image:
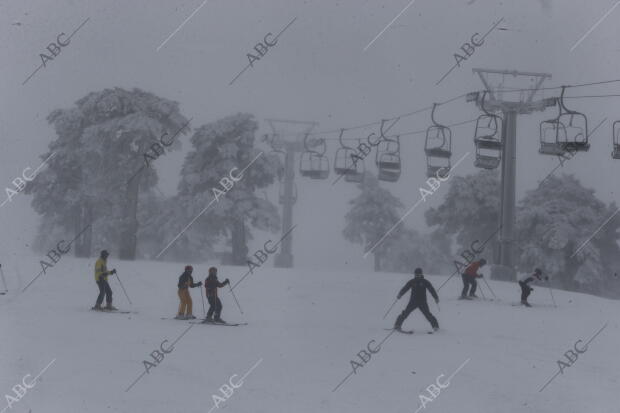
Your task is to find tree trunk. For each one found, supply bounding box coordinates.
[119,174,140,260]
[75,203,92,258]
[231,220,248,265]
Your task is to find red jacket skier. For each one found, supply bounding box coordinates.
[460,259,486,299]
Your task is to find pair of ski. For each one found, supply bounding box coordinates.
[385,328,434,335]
[190,319,247,327]
[90,308,134,314]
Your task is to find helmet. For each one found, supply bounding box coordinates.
[479,258,487,266]
[101,250,109,258]
[534,268,542,275]
[209,267,217,275]
[185,265,193,272]
[414,268,423,276]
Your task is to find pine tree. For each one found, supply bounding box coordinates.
[175,113,281,264]
[26,87,189,259]
[343,174,404,271]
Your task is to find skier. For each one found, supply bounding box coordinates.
[460,258,486,299]
[176,265,202,320]
[92,250,117,311]
[518,268,548,307]
[204,267,230,323]
[394,268,439,332]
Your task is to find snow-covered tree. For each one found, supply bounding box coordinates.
[343,174,404,271]
[517,174,620,296]
[425,170,501,263]
[174,113,281,264]
[381,228,452,275]
[26,87,189,259]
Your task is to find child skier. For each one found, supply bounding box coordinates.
[460,258,486,299]
[204,267,230,323]
[394,268,439,332]
[518,268,548,307]
[176,265,202,320]
[92,250,117,311]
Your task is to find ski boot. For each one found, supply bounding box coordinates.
[469,294,479,298]
[521,300,532,307]
[186,315,197,320]
[174,314,185,320]
[433,326,439,332]
[92,305,103,311]
[203,316,214,323]
[459,295,472,300]
[214,317,226,324]
[104,304,118,311]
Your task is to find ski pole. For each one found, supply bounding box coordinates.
[0,264,8,292]
[477,280,487,300]
[382,297,399,319]
[200,287,206,317]
[114,272,132,305]
[228,283,244,314]
[481,276,498,299]
[547,283,557,308]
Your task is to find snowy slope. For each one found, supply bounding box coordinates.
[1,256,619,413]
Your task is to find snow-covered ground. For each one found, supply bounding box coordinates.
[1,256,619,413]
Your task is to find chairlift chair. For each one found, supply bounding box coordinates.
[425,103,452,177]
[539,87,589,155]
[473,91,503,169]
[375,120,402,182]
[299,134,330,180]
[334,130,365,182]
[613,121,620,159]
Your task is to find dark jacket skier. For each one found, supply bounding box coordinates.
[176,265,202,319]
[204,267,229,323]
[518,268,548,307]
[93,250,117,311]
[394,268,439,331]
[461,258,486,299]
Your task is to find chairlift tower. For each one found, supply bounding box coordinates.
[265,119,319,268]
[469,69,554,280]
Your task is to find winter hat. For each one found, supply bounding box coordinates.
[208,267,217,275]
[101,250,109,258]
[479,258,487,265]
[185,265,193,272]
[414,268,423,276]
[534,268,542,275]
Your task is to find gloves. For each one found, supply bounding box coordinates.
[478,274,483,278]
[224,278,230,285]
[397,294,402,300]
[197,281,203,287]
[109,269,117,275]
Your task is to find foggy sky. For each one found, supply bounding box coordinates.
[1,0,618,272]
